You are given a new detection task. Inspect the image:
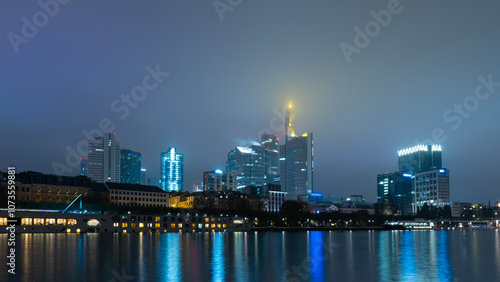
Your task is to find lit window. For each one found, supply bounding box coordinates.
[139,223,144,228]
[34,218,44,225]
[113,223,119,227]
[0,218,8,225]
[122,223,128,228]
[45,218,56,225]
[67,219,77,225]
[21,218,33,225]
[57,219,66,225]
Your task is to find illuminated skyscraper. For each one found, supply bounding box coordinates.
[120,149,141,184]
[261,134,280,185]
[280,103,313,198]
[87,133,120,183]
[226,145,266,189]
[413,168,450,213]
[285,103,295,142]
[377,172,413,215]
[398,144,442,174]
[161,147,183,192]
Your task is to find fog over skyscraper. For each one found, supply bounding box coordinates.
[226,145,266,189]
[279,103,313,198]
[261,134,280,185]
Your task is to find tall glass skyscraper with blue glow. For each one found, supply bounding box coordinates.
[161,147,183,192]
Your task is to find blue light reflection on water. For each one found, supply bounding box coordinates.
[400,231,416,281]
[308,231,325,282]
[3,230,500,281]
[437,231,452,281]
[210,232,225,282]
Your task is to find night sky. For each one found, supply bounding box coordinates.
[2,1,500,203]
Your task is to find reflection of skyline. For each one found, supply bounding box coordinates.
[378,231,454,281]
[6,231,500,281]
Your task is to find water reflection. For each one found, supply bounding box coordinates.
[210,233,225,281]
[308,231,325,282]
[3,231,500,281]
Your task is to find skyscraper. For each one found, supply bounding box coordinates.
[226,145,266,189]
[398,144,442,174]
[377,172,413,215]
[140,168,147,185]
[80,157,88,176]
[279,103,314,198]
[203,169,236,191]
[261,134,280,185]
[413,168,451,213]
[161,147,183,192]
[87,133,120,183]
[120,149,142,184]
[285,103,295,142]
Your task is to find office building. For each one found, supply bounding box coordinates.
[87,133,120,183]
[398,144,442,174]
[203,169,236,191]
[413,168,450,214]
[279,103,313,199]
[226,145,266,189]
[261,134,280,185]
[161,147,183,192]
[80,158,88,176]
[120,149,142,184]
[377,172,413,215]
[140,168,147,185]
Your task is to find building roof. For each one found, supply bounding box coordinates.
[104,182,168,193]
[90,182,108,193]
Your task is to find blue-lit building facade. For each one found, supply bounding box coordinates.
[120,149,142,184]
[413,168,451,214]
[398,144,442,175]
[226,145,266,190]
[377,172,413,215]
[161,147,183,192]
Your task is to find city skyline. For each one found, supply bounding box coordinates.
[2,1,500,204]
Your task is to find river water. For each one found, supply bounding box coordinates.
[1,230,499,281]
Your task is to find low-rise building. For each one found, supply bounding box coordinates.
[169,192,194,209]
[106,182,169,207]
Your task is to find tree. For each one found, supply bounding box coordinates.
[417,203,430,219]
[442,205,452,218]
[380,194,396,216]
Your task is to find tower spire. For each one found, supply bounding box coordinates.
[285,102,295,142]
